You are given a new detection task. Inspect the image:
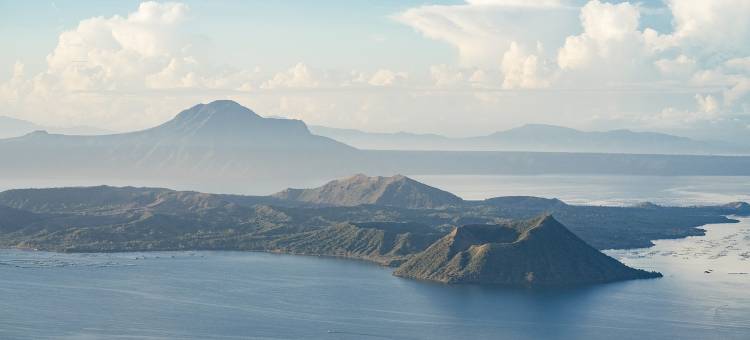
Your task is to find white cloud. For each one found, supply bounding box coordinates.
[725,57,750,73]
[724,78,750,106]
[695,94,719,114]
[0,62,27,103]
[654,55,696,77]
[644,94,723,129]
[262,63,319,89]
[557,0,647,70]
[394,0,750,135]
[3,0,750,139]
[368,69,408,87]
[666,0,750,54]
[394,0,576,68]
[501,42,553,89]
[580,0,639,42]
[466,0,566,8]
[430,64,465,88]
[467,69,498,88]
[46,1,191,91]
[0,3,315,129]
[262,65,408,89]
[394,5,507,68]
[0,2,220,129]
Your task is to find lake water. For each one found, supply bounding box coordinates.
[1,175,749,339]
[412,174,750,206]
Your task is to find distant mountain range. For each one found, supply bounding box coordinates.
[4,106,745,155]
[8,174,748,286]
[3,100,750,194]
[310,123,748,155]
[0,115,113,138]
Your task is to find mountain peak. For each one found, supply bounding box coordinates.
[518,214,571,241]
[114,100,355,153]
[500,124,581,135]
[394,215,662,286]
[530,213,557,227]
[149,100,265,138]
[272,174,462,208]
[172,100,261,124]
[203,99,255,111]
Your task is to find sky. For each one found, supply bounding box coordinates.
[1,0,750,142]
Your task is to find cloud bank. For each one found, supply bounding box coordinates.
[1,1,749,142]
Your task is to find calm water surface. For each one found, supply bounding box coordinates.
[1,175,749,339]
[412,174,750,206]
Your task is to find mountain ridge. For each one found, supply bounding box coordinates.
[272,174,463,208]
[393,215,662,286]
[2,174,745,251]
[7,111,737,154]
[0,182,682,286]
[310,123,746,154]
[0,116,114,139]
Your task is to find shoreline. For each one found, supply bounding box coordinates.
[5,217,743,267]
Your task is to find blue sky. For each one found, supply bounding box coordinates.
[1,1,749,143]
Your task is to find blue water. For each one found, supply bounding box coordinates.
[1,175,749,339]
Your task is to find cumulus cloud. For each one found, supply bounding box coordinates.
[430,64,466,88]
[0,2,230,129]
[262,63,320,89]
[367,69,408,87]
[46,1,191,91]
[501,42,553,89]
[695,94,719,114]
[262,64,408,89]
[0,62,27,103]
[394,0,576,68]
[3,0,750,139]
[557,0,651,72]
[666,0,750,55]
[396,0,750,133]
[654,55,696,77]
[0,2,409,130]
[466,0,566,7]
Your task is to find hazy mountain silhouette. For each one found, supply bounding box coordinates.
[309,125,453,150]
[0,100,358,192]
[311,123,746,155]
[0,115,112,138]
[2,100,350,150]
[3,100,750,194]
[136,100,350,150]
[0,116,43,139]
